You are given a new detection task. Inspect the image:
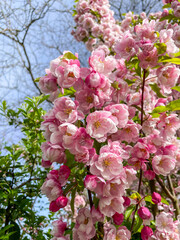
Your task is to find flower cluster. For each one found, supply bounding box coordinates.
[39,0,180,239]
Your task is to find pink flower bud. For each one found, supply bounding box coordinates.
[144,170,155,180]
[112,212,124,225]
[56,196,68,208]
[49,201,60,212]
[59,165,71,186]
[84,175,97,190]
[138,207,151,220]
[152,192,161,204]
[123,196,131,207]
[141,226,153,240]
[41,159,52,168]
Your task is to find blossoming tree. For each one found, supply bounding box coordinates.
[39,0,180,239]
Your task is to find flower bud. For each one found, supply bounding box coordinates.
[152,192,161,204]
[141,226,153,240]
[49,201,60,212]
[123,196,131,207]
[56,196,68,208]
[84,175,97,190]
[138,206,151,220]
[112,213,124,225]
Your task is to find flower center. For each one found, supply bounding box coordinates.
[65,108,72,114]
[125,127,131,133]
[94,121,101,129]
[68,72,75,78]
[103,159,111,168]
[86,96,93,103]
[84,218,88,225]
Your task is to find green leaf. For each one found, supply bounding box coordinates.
[133,215,143,233]
[151,113,160,118]
[130,192,141,201]
[124,79,136,86]
[154,43,167,54]
[161,197,169,205]
[62,52,77,60]
[171,86,180,92]
[162,58,180,65]
[144,195,155,205]
[151,105,167,114]
[34,77,41,82]
[167,99,180,111]
[162,3,171,8]
[58,87,76,98]
[150,83,166,98]
[125,205,135,220]
[0,225,14,236]
[134,62,141,77]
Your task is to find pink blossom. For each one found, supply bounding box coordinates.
[41,142,65,164]
[74,195,86,209]
[58,165,71,186]
[99,196,124,217]
[131,142,150,159]
[84,175,98,191]
[91,206,104,223]
[152,155,176,176]
[89,49,116,74]
[53,97,84,124]
[41,178,62,201]
[157,65,180,93]
[160,29,179,54]
[91,152,123,180]
[114,35,138,60]
[51,220,67,237]
[144,170,155,180]
[57,123,78,151]
[116,226,131,240]
[103,175,127,197]
[157,113,180,139]
[74,208,96,239]
[138,47,158,69]
[104,104,129,128]
[56,63,80,88]
[112,120,141,143]
[141,226,153,240]
[75,88,100,114]
[74,128,94,153]
[156,212,175,232]
[39,70,57,94]
[86,111,118,142]
[41,109,60,141]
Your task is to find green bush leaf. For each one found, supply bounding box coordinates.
[162,58,180,65]
[149,83,166,98]
[62,52,77,60]
[171,86,180,92]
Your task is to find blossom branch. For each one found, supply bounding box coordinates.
[131,68,146,232]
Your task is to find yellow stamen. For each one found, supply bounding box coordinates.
[65,108,72,114]
[86,96,93,103]
[94,121,101,129]
[103,159,111,168]
[68,72,75,78]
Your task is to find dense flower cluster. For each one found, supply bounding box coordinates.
[39,0,180,239]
